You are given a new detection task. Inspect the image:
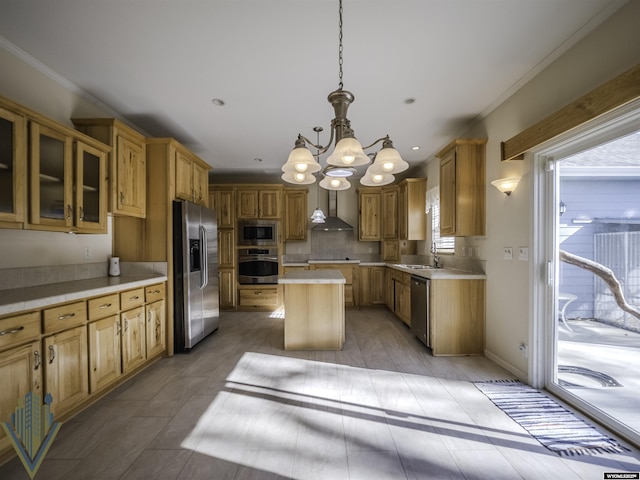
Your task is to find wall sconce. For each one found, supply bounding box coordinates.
[491,177,521,196]
[559,200,567,216]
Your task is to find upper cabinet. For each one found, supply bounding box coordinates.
[0,104,27,227]
[175,149,209,206]
[357,188,381,241]
[283,189,307,241]
[211,186,235,228]
[398,178,427,240]
[435,139,486,237]
[72,118,147,218]
[236,187,281,219]
[29,121,108,233]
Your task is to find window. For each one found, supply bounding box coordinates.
[427,186,455,252]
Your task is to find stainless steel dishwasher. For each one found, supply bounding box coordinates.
[410,275,430,347]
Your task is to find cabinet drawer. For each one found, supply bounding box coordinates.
[120,288,145,310]
[43,301,87,334]
[145,283,165,303]
[239,288,278,307]
[88,293,120,321]
[0,311,41,350]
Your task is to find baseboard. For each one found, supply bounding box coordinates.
[484,349,529,383]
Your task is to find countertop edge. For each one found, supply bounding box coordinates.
[0,275,168,317]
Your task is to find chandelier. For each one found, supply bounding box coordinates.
[281,0,408,190]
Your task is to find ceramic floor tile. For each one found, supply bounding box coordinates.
[120,449,192,480]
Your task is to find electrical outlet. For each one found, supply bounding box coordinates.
[518,343,528,357]
[84,247,92,259]
[518,247,529,261]
[461,246,466,257]
[503,247,513,260]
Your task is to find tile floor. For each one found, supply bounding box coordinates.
[2,308,640,479]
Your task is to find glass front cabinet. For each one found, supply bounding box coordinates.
[29,121,108,233]
[0,105,27,227]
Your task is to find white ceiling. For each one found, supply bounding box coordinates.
[0,0,626,181]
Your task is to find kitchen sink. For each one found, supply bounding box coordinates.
[396,264,437,270]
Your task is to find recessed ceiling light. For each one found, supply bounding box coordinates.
[404,98,416,104]
[412,146,420,150]
[211,98,225,106]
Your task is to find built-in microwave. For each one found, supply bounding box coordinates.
[237,220,278,246]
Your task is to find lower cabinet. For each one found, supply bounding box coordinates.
[310,264,357,307]
[43,325,89,416]
[88,314,121,394]
[0,340,42,454]
[387,269,411,325]
[121,306,146,374]
[359,266,386,306]
[219,268,236,309]
[146,299,165,359]
[238,286,279,309]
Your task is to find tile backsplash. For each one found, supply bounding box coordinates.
[0,262,167,291]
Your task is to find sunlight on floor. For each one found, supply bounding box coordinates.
[269,306,285,319]
[179,351,528,477]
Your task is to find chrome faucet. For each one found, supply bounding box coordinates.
[431,241,442,268]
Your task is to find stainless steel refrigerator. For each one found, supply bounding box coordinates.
[173,200,219,351]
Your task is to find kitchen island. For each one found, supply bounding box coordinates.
[278,270,346,350]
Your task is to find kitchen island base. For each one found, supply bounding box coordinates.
[279,270,345,350]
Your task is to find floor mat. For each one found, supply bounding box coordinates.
[475,380,630,456]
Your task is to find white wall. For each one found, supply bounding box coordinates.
[0,45,117,269]
[419,0,640,380]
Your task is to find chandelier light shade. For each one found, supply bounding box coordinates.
[366,137,409,175]
[360,171,395,186]
[281,0,408,191]
[319,176,351,190]
[281,171,316,185]
[326,137,370,167]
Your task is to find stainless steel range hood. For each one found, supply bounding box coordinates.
[312,190,354,231]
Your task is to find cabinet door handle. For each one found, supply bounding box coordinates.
[129,295,140,301]
[120,191,124,203]
[34,350,41,370]
[58,313,75,320]
[99,303,112,309]
[48,345,56,364]
[124,319,128,332]
[0,326,25,336]
[147,312,152,323]
[79,206,84,221]
[66,204,73,221]
[116,322,121,336]
[150,290,161,294]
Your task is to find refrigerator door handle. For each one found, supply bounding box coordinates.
[200,225,208,289]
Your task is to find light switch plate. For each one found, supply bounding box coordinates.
[503,247,513,260]
[518,247,529,261]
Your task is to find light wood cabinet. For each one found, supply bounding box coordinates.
[218,229,235,268]
[0,340,42,454]
[435,139,486,237]
[29,121,108,233]
[43,325,89,416]
[236,187,282,219]
[283,189,307,241]
[357,189,381,241]
[72,118,147,218]
[88,314,121,394]
[0,103,27,227]
[145,300,165,359]
[382,187,398,239]
[430,279,485,355]
[359,266,386,306]
[386,269,411,326]
[219,269,236,308]
[398,178,427,240]
[176,150,209,206]
[121,305,146,374]
[238,285,279,309]
[211,187,235,228]
[310,263,357,307]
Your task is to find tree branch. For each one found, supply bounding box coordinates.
[559,250,640,321]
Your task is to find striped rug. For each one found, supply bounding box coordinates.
[475,381,630,456]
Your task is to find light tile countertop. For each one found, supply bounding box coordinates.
[0,274,168,316]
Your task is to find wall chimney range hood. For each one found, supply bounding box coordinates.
[312,190,354,231]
